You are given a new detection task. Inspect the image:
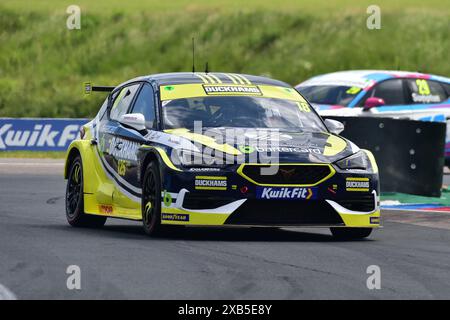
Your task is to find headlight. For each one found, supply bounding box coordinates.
[172,149,228,167]
[335,150,369,170]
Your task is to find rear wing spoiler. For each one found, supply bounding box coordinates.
[84,82,115,94]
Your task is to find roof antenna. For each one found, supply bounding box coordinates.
[205,62,209,74]
[192,37,195,73]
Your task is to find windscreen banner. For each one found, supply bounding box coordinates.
[0,118,89,151]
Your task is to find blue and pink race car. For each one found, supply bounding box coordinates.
[295,70,450,160]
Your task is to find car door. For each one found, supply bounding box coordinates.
[110,82,158,210]
[96,83,141,208]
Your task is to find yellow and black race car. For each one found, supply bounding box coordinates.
[64,72,380,239]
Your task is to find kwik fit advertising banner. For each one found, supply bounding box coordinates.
[0,118,89,151]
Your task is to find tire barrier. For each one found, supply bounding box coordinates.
[325,116,446,197]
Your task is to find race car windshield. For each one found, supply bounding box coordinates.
[161,96,326,131]
[298,85,362,106]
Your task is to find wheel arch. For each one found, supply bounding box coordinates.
[65,139,112,206]
[64,145,81,179]
[139,145,182,190]
[140,149,160,185]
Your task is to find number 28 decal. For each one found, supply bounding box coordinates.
[416,79,431,95]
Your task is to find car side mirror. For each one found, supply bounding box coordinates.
[363,97,385,111]
[324,119,345,135]
[119,113,146,132]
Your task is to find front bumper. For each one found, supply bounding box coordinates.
[159,164,380,228]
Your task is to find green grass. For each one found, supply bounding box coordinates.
[382,188,450,206]
[0,151,66,158]
[0,0,449,118]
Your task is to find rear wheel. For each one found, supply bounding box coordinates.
[65,155,107,228]
[330,227,372,240]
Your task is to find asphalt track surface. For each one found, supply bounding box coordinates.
[0,158,449,300]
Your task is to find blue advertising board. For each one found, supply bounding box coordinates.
[0,118,89,151]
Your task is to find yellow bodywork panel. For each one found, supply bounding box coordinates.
[338,210,381,228]
[160,84,306,102]
[65,129,141,221]
[323,135,347,156]
[139,145,182,171]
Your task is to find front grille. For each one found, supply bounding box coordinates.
[336,194,375,212]
[225,199,344,226]
[240,164,332,185]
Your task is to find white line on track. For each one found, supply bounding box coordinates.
[0,284,17,300]
[0,162,64,166]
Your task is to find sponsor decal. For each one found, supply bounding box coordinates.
[99,204,113,214]
[238,145,255,154]
[370,216,380,224]
[117,160,128,176]
[255,146,321,154]
[195,176,227,190]
[163,190,173,207]
[243,131,292,142]
[168,136,181,145]
[203,84,262,96]
[256,187,317,200]
[346,177,370,192]
[411,93,441,103]
[145,130,163,140]
[161,213,189,221]
[412,79,441,103]
[109,136,140,161]
[297,101,311,112]
[0,118,87,151]
[188,167,221,172]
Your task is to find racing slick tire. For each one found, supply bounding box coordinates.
[65,155,107,228]
[330,227,372,240]
[142,161,184,237]
[142,161,164,236]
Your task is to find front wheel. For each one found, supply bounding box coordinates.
[330,227,373,240]
[142,162,163,236]
[65,155,107,228]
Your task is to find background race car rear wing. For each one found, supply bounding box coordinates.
[84,82,115,94]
